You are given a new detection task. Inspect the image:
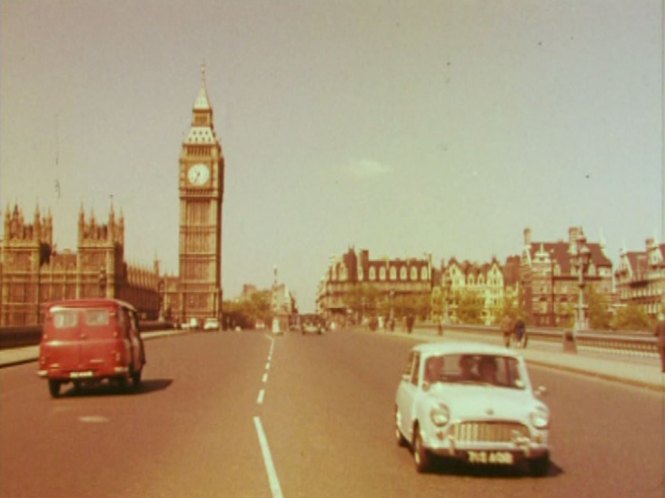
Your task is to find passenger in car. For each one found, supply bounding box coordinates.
[424,356,444,385]
[478,356,498,384]
[458,355,479,380]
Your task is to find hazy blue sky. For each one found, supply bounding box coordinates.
[1,0,663,312]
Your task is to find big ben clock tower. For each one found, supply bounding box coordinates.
[178,67,224,325]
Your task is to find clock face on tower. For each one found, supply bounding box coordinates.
[187,163,210,186]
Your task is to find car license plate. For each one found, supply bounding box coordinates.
[467,450,514,465]
[70,371,94,378]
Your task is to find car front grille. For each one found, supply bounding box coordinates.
[451,421,529,444]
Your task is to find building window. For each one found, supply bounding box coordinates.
[421,267,428,280]
[410,267,418,280]
[369,267,376,281]
[379,267,386,281]
[390,267,396,280]
[400,267,407,280]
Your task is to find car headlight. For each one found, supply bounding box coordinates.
[530,405,549,429]
[430,403,450,427]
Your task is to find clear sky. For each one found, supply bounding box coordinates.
[1,0,663,312]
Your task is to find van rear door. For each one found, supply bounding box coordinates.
[77,308,116,373]
[45,307,83,373]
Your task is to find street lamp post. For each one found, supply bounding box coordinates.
[443,273,452,324]
[572,236,592,334]
[549,250,556,327]
[389,290,395,331]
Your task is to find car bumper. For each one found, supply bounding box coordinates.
[421,424,550,462]
[37,365,130,380]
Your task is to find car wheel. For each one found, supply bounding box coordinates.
[528,453,550,477]
[395,408,407,447]
[48,379,61,398]
[413,425,432,473]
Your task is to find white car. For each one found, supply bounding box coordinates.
[203,318,219,331]
[395,342,550,476]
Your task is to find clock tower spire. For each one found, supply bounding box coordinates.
[177,67,225,326]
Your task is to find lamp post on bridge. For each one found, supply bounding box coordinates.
[572,235,592,335]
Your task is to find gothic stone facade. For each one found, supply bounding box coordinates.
[0,204,160,326]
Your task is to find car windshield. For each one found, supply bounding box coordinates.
[423,353,525,390]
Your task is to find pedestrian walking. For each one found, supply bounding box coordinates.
[501,315,513,348]
[654,312,665,373]
[514,318,527,348]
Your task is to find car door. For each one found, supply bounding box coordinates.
[396,351,421,443]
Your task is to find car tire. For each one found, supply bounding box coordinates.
[413,425,432,473]
[48,379,61,398]
[528,453,550,477]
[395,408,407,447]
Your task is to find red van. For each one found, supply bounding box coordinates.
[38,298,146,397]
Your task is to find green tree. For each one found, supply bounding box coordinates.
[493,294,519,325]
[611,303,651,331]
[455,289,484,324]
[586,285,612,330]
[430,286,443,321]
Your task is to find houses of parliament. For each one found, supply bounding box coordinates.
[0,71,225,327]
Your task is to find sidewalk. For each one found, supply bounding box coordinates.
[0,330,189,369]
[360,326,665,393]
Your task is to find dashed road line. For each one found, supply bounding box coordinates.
[254,416,284,498]
[257,389,266,405]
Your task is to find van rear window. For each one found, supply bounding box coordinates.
[84,309,110,326]
[53,310,79,328]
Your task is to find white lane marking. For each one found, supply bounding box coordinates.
[78,415,109,424]
[265,361,271,371]
[262,373,269,383]
[254,416,284,498]
[257,389,265,405]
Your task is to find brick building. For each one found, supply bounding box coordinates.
[317,248,432,322]
[520,227,613,327]
[615,237,665,318]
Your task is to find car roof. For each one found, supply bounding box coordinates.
[411,341,519,358]
[45,298,137,313]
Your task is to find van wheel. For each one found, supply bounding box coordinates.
[48,380,61,398]
[131,368,142,390]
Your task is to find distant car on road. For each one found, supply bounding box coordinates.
[395,342,550,476]
[38,298,146,397]
[300,314,325,335]
[203,318,220,331]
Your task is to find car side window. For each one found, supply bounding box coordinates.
[410,353,420,386]
[117,308,129,338]
[403,352,414,377]
[129,311,140,337]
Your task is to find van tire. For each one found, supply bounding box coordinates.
[48,379,61,398]
[131,368,142,390]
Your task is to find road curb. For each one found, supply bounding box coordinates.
[0,330,191,370]
[348,327,665,393]
[525,358,665,393]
